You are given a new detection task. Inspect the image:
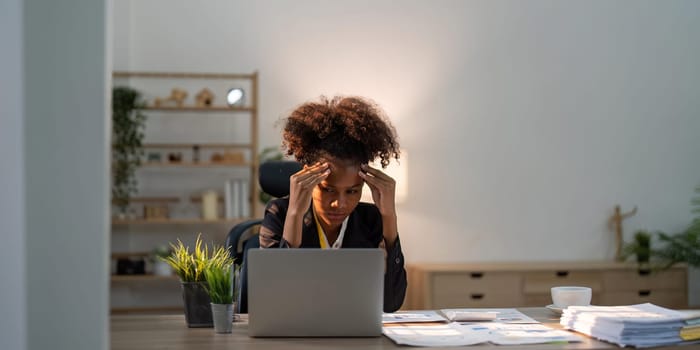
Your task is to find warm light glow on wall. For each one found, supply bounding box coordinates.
[361,151,408,204]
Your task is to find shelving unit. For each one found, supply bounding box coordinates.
[110,71,259,314]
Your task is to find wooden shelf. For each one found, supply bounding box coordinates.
[113,71,255,80]
[112,196,179,204]
[111,252,150,259]
[143,143,252,149]
[143,105,254,112]
[112,217,253,225]
[110,306,183,315]
[141,161,250,168]
[111,274,179,282]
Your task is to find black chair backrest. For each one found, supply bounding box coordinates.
[226,160,301,313]
[259,160,302,198]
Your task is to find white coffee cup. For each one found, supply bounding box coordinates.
[551,286,592,308]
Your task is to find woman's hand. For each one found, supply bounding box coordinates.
[288,162,330,215]
[358,164,396,217]
[359,164,399,247]
[283,162,330,247]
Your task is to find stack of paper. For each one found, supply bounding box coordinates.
[560,303,700,348]
[383,308,583,347]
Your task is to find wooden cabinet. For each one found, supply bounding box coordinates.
[405,262,688,310]
[109,71,259,314]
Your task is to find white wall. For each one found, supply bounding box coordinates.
[0,0,27,348]
[113,0,700,302]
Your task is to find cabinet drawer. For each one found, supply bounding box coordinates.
[523,271,602,294]
[600,290,687,309]
[603,269,686,292]
[431,272,522,308]
[433,272,521,294]
[433,292,524,309]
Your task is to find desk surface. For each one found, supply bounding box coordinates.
[110,308,698,350]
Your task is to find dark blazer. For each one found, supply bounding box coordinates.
[259,197,407,312]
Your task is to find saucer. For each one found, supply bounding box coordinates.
[546,304,564,315]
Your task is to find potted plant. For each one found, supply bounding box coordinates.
[204,263,235,333]
[112,86,146,217]
[653,185,700,269]
[622,230,652,273]
[623,186,700,271]
[161,234,232,328]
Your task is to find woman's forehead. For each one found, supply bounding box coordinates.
[323,160,363,188]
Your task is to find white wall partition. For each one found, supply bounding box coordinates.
[23,0,111,349]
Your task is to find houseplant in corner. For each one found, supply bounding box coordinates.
[112,86,146,217]
[621,230,652,273]
[204,262,235,333]
[161,234,232,327]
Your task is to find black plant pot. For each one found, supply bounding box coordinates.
[181,282,213,328]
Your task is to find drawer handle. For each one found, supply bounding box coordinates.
[638,290,651,297]
[638,268,651,276]
[556,271,569,277]
[470,272,484,279]
[470,293,484,300]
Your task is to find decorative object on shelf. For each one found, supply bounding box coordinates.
[192,145,200,163]
[112,87,147,216]
[153,87,188,107]
[151,245,174,276]
[258,146,284,205]
[116,257,146,275]
[224,178,250,219]
[226,87,244,106]
[144,204,169,220]
[608,205,637,261]
[221,150,244,164]
[147,152,162,163]
[160,234,232,328]
[195,88,215,107]
[204,263,235,333]
[210,152,223,162]
[201,190,219,220]
[167,152,183,163]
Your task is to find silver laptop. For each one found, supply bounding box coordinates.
[247,248,384,337]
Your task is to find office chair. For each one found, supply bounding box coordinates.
[225,160,302,313]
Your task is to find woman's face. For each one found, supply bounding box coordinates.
[312,158,364,231]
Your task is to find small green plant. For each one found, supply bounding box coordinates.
[161,234,233,282]
[112,86,147,213]
[150,245,172,262]
[653,185,700,269]
[204,264,234,304]
[622,230,652,264]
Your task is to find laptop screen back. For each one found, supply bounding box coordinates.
[247,248,384,337]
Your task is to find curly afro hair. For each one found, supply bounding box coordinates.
[282,96,400,168]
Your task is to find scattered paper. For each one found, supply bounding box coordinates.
[457,322,584,345]
[383,322,491,347]
[442,310,498,322]
[383,310,447,324]
[440,308,538,324]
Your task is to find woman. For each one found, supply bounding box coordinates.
[259,96,407,312]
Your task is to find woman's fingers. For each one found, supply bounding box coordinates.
[359,164,395,190]
[292,162,329,184]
